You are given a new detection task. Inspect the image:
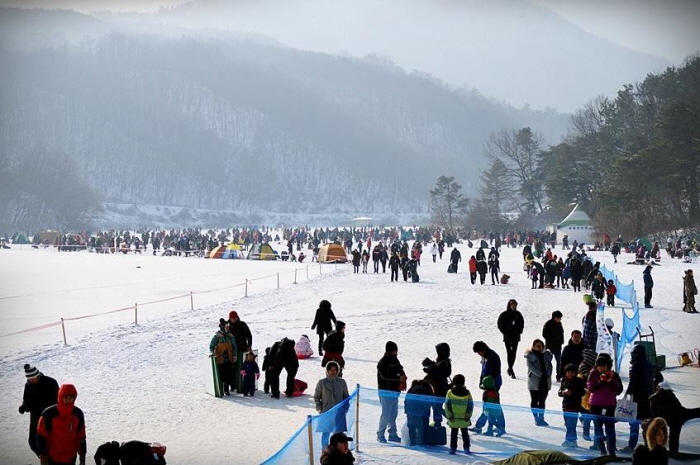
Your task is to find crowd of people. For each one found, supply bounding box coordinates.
[16,230,699,464]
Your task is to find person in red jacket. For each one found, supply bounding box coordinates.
[468,256,477,285]
[36,383,86,465]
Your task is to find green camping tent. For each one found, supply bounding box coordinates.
[11,232,30,244]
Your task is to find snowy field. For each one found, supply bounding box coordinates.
[1,240,699,464]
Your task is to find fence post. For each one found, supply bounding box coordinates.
[134,303,138,325]
[245,279,248,298]
[306,265,309,280]
[190,291,194,310]
[319,263,322,275]
[355,384,360,452]
[61,318,67,346]
[277,273,280,289]
[307,415,314,465]
[294,269,297,284]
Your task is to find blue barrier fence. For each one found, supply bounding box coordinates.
[599,264,642,370]
[262,386,700,464]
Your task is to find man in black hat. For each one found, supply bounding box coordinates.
[18,364,59,456]
[376,341,406,443]
[320,432,355,465]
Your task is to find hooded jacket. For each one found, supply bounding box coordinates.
[626,344,654,419]
[423,343,452,397]
[210,330,236,364]
[314,365,349,413]
[560,338,585,375]
[311,302,337,335]
[524,349,553,391]
[497,307,524,342]
[37,384,86,464]
[404,380,433,418]
[444,385,474,429]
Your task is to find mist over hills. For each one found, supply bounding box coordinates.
[0,6,576,229]
[152,0,671,113]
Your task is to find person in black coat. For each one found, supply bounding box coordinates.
[497,299,524,378]
[650,383,700,453]
[228,310,253,393]
[18,364,59,456]
[376,341,406,442]
[542,311,565,381]
[389,252,400,282]
[267,337,299,398]
[624,344,655,451]
[560,330,585,380]
[422,342,452,426]
[322,321,346,369]
[476,259,488,285]
[570,256,582,292]
[450,248,461,272]
[311,300,337,355]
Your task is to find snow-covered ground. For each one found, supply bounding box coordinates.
[1,240,699,464]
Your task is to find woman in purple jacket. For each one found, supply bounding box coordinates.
[587,354,623,456]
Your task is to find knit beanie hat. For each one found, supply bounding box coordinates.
[24,364,40,379]
[385,341,398,353]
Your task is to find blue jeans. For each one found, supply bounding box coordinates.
[628,419,642,448]
[563,411,579,441]
[377,391,400,438]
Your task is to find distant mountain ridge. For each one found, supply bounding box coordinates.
[0,7,575,228]
[154,0,671,113]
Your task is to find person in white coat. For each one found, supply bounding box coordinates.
[314,361,350,446]
[525,339,554,426]
[431,243,438,263]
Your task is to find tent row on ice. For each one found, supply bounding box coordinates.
[208,242,348,263]
[209,244,245,259]
[209,243,278,260]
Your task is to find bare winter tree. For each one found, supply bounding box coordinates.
[430,176,470,238]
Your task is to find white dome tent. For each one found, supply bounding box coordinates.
[557,203,593,246]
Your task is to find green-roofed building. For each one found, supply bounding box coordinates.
[557,204,593,246]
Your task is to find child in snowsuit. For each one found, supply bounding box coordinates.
[404,379,433,446]
[531,266,540,289]
[445,374,474,454]
[559,363,587,447]
[471,375,505,436]
[240,351,260,397]
[606,280,617,306]
[262,347,272,394]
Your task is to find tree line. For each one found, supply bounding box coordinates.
[433,56,700,239]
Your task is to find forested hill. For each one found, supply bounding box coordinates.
[0,8,570,229]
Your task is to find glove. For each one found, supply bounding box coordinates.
[18,405,25,414]
[255,373,260,380]
[241,370,247,376]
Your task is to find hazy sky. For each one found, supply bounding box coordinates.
[4,0,696,63]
